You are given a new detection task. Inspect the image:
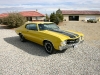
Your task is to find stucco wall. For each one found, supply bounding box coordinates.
[80,15,100,21]
[63,15,80,21]
[63,15,69,21]
[32,17,45,20]
[63,14,100,22]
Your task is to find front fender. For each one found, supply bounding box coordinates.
[43,35,63,50]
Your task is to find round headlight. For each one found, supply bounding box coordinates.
[61,40,66,46]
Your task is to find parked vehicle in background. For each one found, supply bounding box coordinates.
[87,19,97,23]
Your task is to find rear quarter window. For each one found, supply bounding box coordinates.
[26,23,37,30]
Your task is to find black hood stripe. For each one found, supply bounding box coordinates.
[49,29,79,38]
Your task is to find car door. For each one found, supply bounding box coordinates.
[25,23,43,44]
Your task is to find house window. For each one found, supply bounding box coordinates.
[36,17,38,20]
[26,17,32,21]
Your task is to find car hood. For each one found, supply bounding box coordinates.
[40,29,80,40]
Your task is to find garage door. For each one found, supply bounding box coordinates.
[85,16,96,21]
[69,16,79,21]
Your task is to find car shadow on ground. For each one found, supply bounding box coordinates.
[4,36,50,57]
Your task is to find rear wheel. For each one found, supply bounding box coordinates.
[44,41,56,54]
[19,34,26,42]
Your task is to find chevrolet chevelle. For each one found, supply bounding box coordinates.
[15,22,84,54]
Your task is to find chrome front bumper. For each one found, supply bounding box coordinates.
[59,40,84,51]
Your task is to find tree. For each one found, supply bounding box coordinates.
[50,12,56,22]
[45,14,49,21]
[56,9,63,22]
[50,9,63,25]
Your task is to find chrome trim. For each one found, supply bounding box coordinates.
[59,40,84,51]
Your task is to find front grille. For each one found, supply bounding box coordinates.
[67,38,79,44]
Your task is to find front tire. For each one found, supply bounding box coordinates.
[19,34,26,42]
[44,41,56,54]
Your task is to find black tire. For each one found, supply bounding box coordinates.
[44,41,56,54]
[19,34,26,42]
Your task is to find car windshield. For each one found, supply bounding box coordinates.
[38,23,59,30]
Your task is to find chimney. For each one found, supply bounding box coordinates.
[36,9,38,11]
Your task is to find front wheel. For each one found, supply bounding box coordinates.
[19,34,26,42]
[44,41,56,54]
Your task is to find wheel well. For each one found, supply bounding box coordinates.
[43,40,53,45]
[43,40,54,47]
[19,33,21,35]
[43,40,48,45]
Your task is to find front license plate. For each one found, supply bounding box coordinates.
[73,44,78,48]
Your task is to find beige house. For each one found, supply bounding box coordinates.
[62,10,100,22]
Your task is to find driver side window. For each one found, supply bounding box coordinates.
[26,23,37,31]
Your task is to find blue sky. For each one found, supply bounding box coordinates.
[0,0,100,14]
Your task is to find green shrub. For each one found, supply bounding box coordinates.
[45,14,49,22]
[50,9,63,25]
[50,12,56,23]
[2,17,8,25]
[2,12,26,28]
[0,18,2,24]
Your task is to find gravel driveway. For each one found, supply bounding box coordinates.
[0,22,100,75]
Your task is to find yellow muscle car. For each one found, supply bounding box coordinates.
[15,22,84,54]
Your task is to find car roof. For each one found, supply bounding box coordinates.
[25,21,53,24]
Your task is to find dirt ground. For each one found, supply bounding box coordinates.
[0,22,100,75]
